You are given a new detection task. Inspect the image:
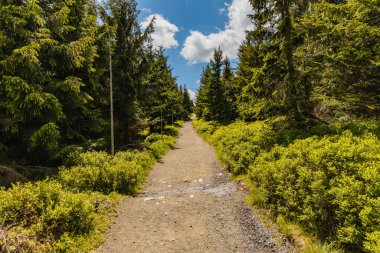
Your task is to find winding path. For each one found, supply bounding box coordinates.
[96,122,293,253]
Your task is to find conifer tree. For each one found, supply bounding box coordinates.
[195,65,211,119]
[298,0,380,119]
[182,86,193,118]
[106,0,154,144]
[222,57,238,121]
[0,0,63,159]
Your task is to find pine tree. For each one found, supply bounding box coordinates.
[238,0,312,123]
[0,0,63,160]
[298,0,380,120]
[195,65,212,119]
[206,49,228,122]
[106,0,153,144]
[182,86,193,118]
[140,48,184,132]
[222,57,238,121]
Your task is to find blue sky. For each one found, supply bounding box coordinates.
[137,0,253,99]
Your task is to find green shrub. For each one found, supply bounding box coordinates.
[211,121,275,174]
[0,180,116,252]
[249,131,380,252]
[0,125,181,252]
[163,125,180,136]
[58,151,155,194]
[145,134,176,159]
[192,119,220,142]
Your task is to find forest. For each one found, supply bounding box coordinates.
[0,0,192,251]
[194,0,380,252]
[1,0,379,252]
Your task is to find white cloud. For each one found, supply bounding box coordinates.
[142,8,152,13]
[218,7,226,15]
[141,14,179,50]
[180,0,253,64]
[188,89,197,101]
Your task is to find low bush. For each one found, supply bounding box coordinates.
[211,121,275,174]
[145,134,176,159]
[0,180,118,252]
[59,131,178,194]
[192,119,220,142]
[193,119,275,174]
[194,119,380,252]
[0,124,181,252]
[249,131,380,252]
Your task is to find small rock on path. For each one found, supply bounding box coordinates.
[96,122,293,253]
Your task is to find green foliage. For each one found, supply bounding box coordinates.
[299,0,380,119]
[193,119,276,174]
[0,123,180,251]
[192,119,220,142]
[58,151,155,194]
[28,123,61,153]
[211,121,275,174]
[145,134,177,159]
[249,131,380,252]
[194,118,380,251]
[195,49,235,122]
[0,180,118,252]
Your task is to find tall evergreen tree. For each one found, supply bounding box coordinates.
[222,57,238,121]
[238,0,312,123]
[206,49,228,122]
[182,85,193,118]
[195,65,211,119]
[140,48,184,132]
[298,0,380,120]
[106,0,153,145]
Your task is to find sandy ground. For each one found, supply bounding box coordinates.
[96,122,294,253]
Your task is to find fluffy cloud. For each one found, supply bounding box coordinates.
[180,0,253,63]
[141,14,179,50]
[188,89,197,101]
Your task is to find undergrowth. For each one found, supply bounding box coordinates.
[0,122,182,252]
[193,119,380,253]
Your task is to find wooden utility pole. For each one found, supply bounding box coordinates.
[109,41,115,156]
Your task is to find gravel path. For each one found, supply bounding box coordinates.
[96,122,294,253]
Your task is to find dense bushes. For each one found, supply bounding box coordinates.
[58,132,177,194]
[0,180,117,252]
[0,124,181,252]
[212,121,275,174]
[193,120,275,174]
[249,132,380,252]
[193,119,380,252]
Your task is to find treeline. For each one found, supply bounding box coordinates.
[196,0,379,125]
[0,0,193,166]
[194,0,379,252]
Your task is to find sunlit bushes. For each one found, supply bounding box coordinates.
[211,121,275,174]
[58,151,155,194]
[145,133,177,159]
[0,180,118,252]
[0,124,181,252]
[58,130,178,194]
[193,119,380,252]
[249,131,380,252]
[192,119,220,141]
[193,120,275,174]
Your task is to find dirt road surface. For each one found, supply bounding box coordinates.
[96,122,293,253]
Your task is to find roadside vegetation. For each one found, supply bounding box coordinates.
[0,123,182,252]
[193,119,380,252]
[0,0,192,251]
[193,0,379,251]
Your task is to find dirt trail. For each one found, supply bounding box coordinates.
[96,122,293,253]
